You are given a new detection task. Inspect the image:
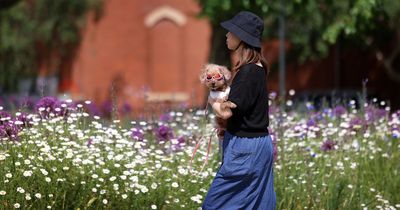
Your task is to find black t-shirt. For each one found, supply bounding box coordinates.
[227,63,269,137]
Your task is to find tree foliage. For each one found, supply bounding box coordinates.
[197,0,400,80]
[0,0,103,92]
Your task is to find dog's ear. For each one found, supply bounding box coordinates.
[219,65,232,82]
[199,64,210,84]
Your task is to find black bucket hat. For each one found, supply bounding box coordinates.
[220,11,264,49]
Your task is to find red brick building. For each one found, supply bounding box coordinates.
[63,0,210,113]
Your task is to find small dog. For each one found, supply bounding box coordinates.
[199,63,232,139]
[199,63,231,102]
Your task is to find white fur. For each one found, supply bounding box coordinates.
[209,87,230,100]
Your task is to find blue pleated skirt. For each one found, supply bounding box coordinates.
[202,131,276,210]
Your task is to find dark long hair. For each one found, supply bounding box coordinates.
[232,42,269,76]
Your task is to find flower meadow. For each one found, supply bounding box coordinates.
[0,96,399,210]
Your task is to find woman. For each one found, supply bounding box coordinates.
[202,11,276,210]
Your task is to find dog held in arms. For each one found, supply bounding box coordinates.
[199,63,232,139]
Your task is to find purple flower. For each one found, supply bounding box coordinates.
[315,112,324,121]
[332,105,347,117]
[120,102,132,117]
[15,113,33,128]
[0,111,12,125]
[84,102,102,117]
[349,117,367,132]
[171,136,186,150]
[320,140,335,152]
[306,103,315,111]
[393,132,399,139]
[177,136,185,145]
[269,105,279,115]
[0,122,19,141]
[35,96,58,110]
[155,125,174,142]
[87,138,94,147]
[101,100,113,118]
[365,106,388,122]
[269,91,277,100]
[159,113,172,122]
[272,139,278,161]
[0,125,6,139]
[306,118,316,127]
[131,128,144,141]
[35,96,62,118]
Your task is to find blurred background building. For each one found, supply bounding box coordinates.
[67,0,210,111]
[1,0,400,115]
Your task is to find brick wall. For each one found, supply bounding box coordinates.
[68,0,210,114]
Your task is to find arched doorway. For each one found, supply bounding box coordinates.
[149,19,182,92]
[144,6,189,104]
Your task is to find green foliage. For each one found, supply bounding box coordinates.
[197,0,270,25]
[0,0,103,92]
[0,3,36,91]
[198,0,400,64]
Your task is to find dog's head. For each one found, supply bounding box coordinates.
[199,64,231,91]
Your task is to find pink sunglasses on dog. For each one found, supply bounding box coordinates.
[206,73,224,81]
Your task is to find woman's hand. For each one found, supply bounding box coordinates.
[221,101,237,110]
[208,97,237,120]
